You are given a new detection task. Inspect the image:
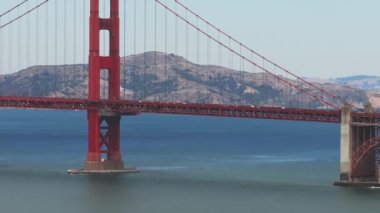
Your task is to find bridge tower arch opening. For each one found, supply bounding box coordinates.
[81,0,136,173]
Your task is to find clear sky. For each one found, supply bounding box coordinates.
[1,0,379,78]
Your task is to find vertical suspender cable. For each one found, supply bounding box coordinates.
[285,71,288,107]
[175,0,343,109]
[74,0,77,65]
[9,13,12,75]
[133,0,136,100]
[55,0,58,74]
[154,0,157,101]
[174,2,178,101]
[301,79,304,108]
[242,49,245,104]
[144,0,147,100]
[263,58,266,105]
[251,51,255,105]
[36,0,39,70]
[83,0,87,98]
[239,44,242,105]
[271,65,275,107]
[83,0,86,63]
[45,0,49,66]
[18,6,21,72]
[207,25,210,104]
[175,2,178,101]
[185,10,189,103]
[308,87,311,109]
[218,30,221,104]
[64,0,67,96]
[229,39,232,104]
[242,45,245,105]
[123,0,127,99]
[275,69,279,107]
[302,81,305,108]
[73,0,77,98]
[196,16,200,103]
[276,66,280,106]
[165,0,168,100]
[27,1,30,71]
[230,40,234,104]
[298,80,301,108]
[275,65,278,107]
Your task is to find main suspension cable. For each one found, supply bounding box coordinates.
[170,0,355,109]
[0,0,48,30]
[155,0,338,109]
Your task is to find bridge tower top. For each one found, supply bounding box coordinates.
[89,0,120,101]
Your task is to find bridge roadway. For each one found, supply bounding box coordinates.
[0,96,379,124]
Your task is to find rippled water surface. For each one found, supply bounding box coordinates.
[0,110,379,213]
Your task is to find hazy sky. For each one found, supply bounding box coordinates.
[1,0,379,78]
[180,0,380,78]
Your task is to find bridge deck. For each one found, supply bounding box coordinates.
[0,96,379,124]
[0,96,356,123]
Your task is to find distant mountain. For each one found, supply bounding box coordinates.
[335,75,377,82]
[306,75,380,91]
[303,75,380,108]
[0,52,374,108]
[334,75,380,90]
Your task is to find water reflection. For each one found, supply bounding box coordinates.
[83,175,132,213]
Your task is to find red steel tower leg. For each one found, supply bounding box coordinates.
[84,0,124,171]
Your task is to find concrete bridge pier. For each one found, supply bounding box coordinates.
[339,104,352,182]
[336,103,380,186]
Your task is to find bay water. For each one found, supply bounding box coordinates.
[0,110,379,213]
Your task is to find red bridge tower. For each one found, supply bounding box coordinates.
[83,0,132,172]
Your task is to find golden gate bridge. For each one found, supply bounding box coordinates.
[0,0,380,186]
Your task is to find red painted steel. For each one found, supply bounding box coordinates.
[86,0,122,169]
[0,96,364,123]
[88,0,101,163]
[1,97,379,124]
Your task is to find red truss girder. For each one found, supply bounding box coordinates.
[1,97,380,124]
[0,96,351,123]
[351,113,380,124]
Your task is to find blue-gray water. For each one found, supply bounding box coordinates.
[0,110,379,213]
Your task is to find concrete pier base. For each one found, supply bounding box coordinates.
[84,160,125,171]
[67,168,139,175]
[67,159,139,175]
[339,104,352,182]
